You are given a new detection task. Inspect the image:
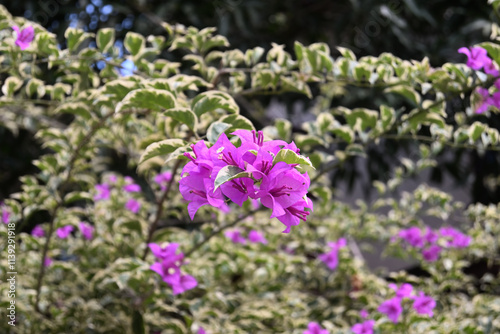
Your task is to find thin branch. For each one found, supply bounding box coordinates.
[34,113,114,314]
[184,209,262,258]
[141,159,182,260]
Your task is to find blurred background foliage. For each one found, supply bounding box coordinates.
[1,0,499,204]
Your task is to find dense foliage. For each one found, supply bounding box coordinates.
[0,2,499,333]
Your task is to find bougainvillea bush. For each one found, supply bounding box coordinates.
[1,3,500,333]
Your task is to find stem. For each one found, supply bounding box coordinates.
[141,159,182,260]
[184,209,262,258]
[34,113,114,314]
[34,204,60,313]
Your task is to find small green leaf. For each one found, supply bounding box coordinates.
[191,91,239,117]
[214,165,251,190]
[96,28,115,53]
[164,108,197,131]
[116,88,176,113]
[2,76,23,97]
[140,139,186,165]
[219,114,255,133]
[207,122,231,144]
[124,32,145,56]
[55,102,93,120]
[385,85,421,105]
[272,149,315,171]
[64,28,93,53]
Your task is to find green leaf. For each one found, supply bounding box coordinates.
[64,28,93,53]
[331,126,355,143]
[124,32,145,56]
[164,108,197,131]
[275,119,292,142]
[272,149,315,171]
[191,91,239,117]
[219,114,256,133]
[55,102,93,120]
[207,122,231,144]
[479,42,500,66]
[25,78,46,98]
[468,122,486,142]
[380,105,396,131]
[1,76,23,97]
[96,28,115,53]
[214,165,252,190]
[345,108,378,131]
[64,191,93,204]
[385,85,421,105]
[337,47,356,61]
[140,139,186,165]
[116,89,176,113]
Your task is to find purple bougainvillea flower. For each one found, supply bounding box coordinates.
[125,198,141,213]
[398,227,424,248]
[108,174,117,183]
[276,197,313,233]
[12,26,35,50]
[388,283,413,298]
[458,47,491,70]
[378,297,403,323]
[198,327,207,334]
[154,171,173,190]
[257,163,309,219]
[319,238,346,270]
[303,322,329,334]
[351,319,375,334]
[424,227,439,244]
[56,225,74,239]
[31,225,45,238]
[439,227,471,248]
[79,222,94,240]
[94,183,110,201]
[224,229,247,244]
[123,183,141,193]
[476,87,495,114]
[483,58,500,76]
[44,256,52,267]
[1,202,10,224]
[248,230,268,244]
[422,244,442,262]
[170,274,198,295]
[359,309,369,319]
[148,242,184,266]
[220,177,256,207]
[412,291,436,317]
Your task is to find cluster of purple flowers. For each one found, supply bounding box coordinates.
[395,226,471,262]
[180,130,312,233]
[349,283,435,332]
[377,283,436,323]
[148,243,198,295]
[318,238,346,270]
[224,229,268,245]
[94,175,142,214]
[458,46,500,113]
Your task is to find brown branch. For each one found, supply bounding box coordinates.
[141,159,183,260]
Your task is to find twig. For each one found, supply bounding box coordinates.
[141,159,182,260]
[184,209,262,258]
